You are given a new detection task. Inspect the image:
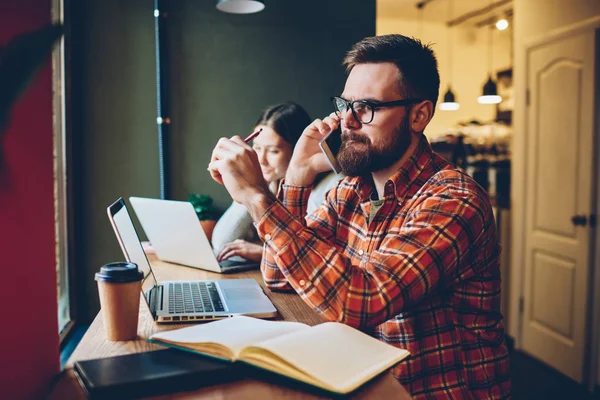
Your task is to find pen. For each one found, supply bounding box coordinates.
[207,128,264,173]
[244,128,262,143]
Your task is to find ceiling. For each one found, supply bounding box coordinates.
[377,0,513,27]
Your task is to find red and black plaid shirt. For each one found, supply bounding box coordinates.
[256,135,511,399]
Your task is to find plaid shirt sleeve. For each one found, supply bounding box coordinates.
[260,182,339,291]
[256,181,488,330]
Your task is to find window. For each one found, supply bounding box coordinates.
[52,0,72,339]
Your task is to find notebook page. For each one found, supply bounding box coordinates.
[150,316,309,359]
[245,322,409,393]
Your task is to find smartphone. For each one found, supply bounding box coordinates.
[318,127,342,174]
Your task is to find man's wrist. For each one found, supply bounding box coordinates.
[285,167,316,187]
[243,187,277,222]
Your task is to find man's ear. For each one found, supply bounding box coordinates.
[409,100,434,133]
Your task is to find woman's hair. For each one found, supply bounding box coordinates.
[255,102,312,147]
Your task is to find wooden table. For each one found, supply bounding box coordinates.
[47,257,412,399]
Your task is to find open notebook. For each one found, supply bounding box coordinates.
[148,316,410,395]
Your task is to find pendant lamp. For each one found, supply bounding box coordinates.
[439,0,460,111]
[216,0,264,14]
[478,4,502,105]
[439,87,460,110]
[478,75,501,104]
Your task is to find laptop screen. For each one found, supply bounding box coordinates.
[108,199,158,294]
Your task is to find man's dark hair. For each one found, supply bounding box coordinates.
[255,101,311,146]
[343,34,440,113]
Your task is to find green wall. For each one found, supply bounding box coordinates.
[74,0,375,322]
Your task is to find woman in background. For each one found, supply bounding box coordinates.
[212,101,341,263]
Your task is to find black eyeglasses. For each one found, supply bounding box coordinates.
[331,96,421,124]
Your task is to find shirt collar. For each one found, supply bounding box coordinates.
[354,134,434,203]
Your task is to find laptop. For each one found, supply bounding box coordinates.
[129,196,259,273]
[107,198,277,323]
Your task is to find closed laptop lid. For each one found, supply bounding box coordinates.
[129,197,222,273]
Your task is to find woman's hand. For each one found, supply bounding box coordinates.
[216,239,263,262]
[286,112,341,186]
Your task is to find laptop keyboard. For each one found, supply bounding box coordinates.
[168,282,225,314]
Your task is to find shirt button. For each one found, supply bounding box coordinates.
[299,280,306,286]
[358,249,364,256]
[264,234,271,241]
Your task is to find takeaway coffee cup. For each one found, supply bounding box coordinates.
[95,262,144,341]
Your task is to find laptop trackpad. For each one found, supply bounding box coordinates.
[222,288,263,300]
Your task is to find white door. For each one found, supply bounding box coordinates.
[522,30,596,383]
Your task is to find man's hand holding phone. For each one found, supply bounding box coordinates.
[286,113,341,186]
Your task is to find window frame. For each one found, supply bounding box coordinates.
[52,0,76,343]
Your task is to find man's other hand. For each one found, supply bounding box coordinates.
[208,136,270,205]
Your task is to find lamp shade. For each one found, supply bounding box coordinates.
[478,76,502,104]
[216,0,265,14]
[439,86,460,111]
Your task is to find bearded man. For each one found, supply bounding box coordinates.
[209,34,511,399]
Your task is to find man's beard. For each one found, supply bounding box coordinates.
[337,115,412,177]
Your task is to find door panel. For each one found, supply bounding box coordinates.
[531,251,574,339]
[534,61,581,237]
[523,30,595,383]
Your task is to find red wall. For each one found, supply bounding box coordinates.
[0,1,59,399]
